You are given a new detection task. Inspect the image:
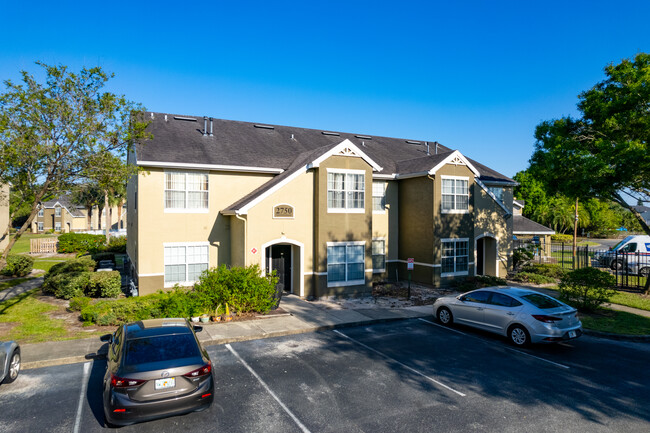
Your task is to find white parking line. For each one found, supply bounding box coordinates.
[226,344,312,433]
[418,318,467,335]
[73,362,91,433]
[418,318,570,370]
[333,330,466,397]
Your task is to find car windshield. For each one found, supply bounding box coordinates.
[612,237,632,251]
[124,334,200,366]
[521,293,563,309]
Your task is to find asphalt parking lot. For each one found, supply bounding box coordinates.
[1,319,649,432]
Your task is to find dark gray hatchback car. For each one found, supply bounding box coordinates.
[101,318,214,427]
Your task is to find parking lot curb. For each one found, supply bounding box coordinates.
[583,329,650,342]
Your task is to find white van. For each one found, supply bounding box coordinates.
[597,235,650,276]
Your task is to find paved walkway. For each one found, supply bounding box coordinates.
[0,277,44,303]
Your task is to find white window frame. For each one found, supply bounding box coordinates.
[55,222,61,231]
[326,168,365,214]
[441,175,470,214]
[372,181,387,213]
[326,241,366,287]
[38,222,43,231]
[38,208,44,217]
[164,170,209,213]
[372,237,386,273]
[163,242,210,288]
[55,206,61,217]
[441,238,469,277]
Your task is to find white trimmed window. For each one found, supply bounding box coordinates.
[55,222,61,231]
[441,239,469,276]
[441,176,469,213]
[327,169,365,212]
[488,186,503,202]
[165,171,209,212]
[38,222,43,231]
[38,208,44,217]
[327,241,365,286]
[164,243,209,286]
[55,206,61,217]
[372,238,386,272]
[372,181,386,212]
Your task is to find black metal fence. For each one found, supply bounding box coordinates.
[514,240,649,290]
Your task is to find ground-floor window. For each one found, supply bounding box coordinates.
[327,241,365,286]
[441,238,469,276]
[38,222,43,231]
[164,243,209,286]
[55,222,61,231]
[372,238,385,272]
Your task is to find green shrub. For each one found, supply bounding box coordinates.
[57,233,106,253]
[513,247,534,269]
[91,252,115,264]
[559,267,616,312]
[87,271,122,298]
[454,275,508,292]
[520,263,568,279]
[45,257,96,282]
[510,272,557,285]
[80,293,166,326]
[1,254,34,277]
[551,234,573,243]
[44,271,91,299]
[69,296,92,311]
[105,236,127,253]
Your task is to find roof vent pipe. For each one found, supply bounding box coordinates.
[425,141,430,156]
[203,116,208,137]
[209,117,213,137]
[435,142,439,154]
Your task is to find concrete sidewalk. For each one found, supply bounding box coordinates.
[20,294,434,370]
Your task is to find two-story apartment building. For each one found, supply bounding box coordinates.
[32,196,126,234]
[128,113,515,297]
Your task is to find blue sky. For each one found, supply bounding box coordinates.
[1,0,648,178]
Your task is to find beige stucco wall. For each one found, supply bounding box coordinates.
[0,184,9,253]
[473,185,513,277]
[371,179,399,280]
[398,176,434,283]
[134,167,273,295]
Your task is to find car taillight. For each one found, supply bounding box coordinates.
[183,362,212,378]
[110,374,145,388]
[532,314,563,323]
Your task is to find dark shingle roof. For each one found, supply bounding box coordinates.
[41,196,85,217]
[513,215,555,234]
[137,113,514,183]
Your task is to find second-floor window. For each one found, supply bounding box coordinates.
[165,171,209,211]
[488,186,503,202]
[55,206,61,217]
[372,181,386,212]
[38,208,44,217]
[327,169,365,212]
[441,176,469,213]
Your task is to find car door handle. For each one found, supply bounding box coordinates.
[476,307,484,311]
[507,312,515,316]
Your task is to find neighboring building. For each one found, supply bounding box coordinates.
[0,184,9,253]
[32,196,126,234]
[512,199,555,256]
[632,205,650,226]
[127,113,516,297]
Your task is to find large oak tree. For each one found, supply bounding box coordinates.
[0,62,149,264]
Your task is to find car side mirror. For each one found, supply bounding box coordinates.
[193,325,203,333]
[100,334,113,343]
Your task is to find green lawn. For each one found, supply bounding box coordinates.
[580,309,650,335]
[33,259,68,272]
[7,233,59,254]
[0,289,68,342]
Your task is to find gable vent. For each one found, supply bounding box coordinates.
[355,135,372,139]
[254,124,275,129]
[322,131,340,136]
[173,116,197,122]
[406,140,421,144]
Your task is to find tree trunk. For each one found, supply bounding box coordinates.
[104,190,111,246]
[117,199,123,230]
[573,197,578,269]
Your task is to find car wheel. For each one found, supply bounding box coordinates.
[3,350,20,384]
[639,267,649,278]
[437,307,453,326]
[508,325,529,347]
[611,259,624,271]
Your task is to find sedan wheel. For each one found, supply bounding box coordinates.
[437,307,453,325]
[4,350,20,384]
[509,325,529,347]
[611,259,624,271]
[639,267,649,278]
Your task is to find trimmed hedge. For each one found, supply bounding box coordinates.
[559,267,616,312]
[1,254,34,277]
[510,272,557,285]
[520,264,568,279]
[551,234,573,243]
[87,272,122,298]
[58,233,106,253]
[45,257,96,281]
[43,256,121,299]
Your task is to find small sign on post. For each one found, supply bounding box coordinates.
[407,258,414,299]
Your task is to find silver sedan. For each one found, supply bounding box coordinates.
[433,286,582,346]
[1,340,20,385]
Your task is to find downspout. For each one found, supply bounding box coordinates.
[235,212,247,266]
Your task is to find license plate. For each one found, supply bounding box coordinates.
[155,377,175,390]
[568,330,576,338]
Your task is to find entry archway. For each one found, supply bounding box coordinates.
[261,238,305,297]
[475,234,499,277]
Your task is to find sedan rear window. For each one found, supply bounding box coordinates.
[124,334,201,366]
[521,293,563,309]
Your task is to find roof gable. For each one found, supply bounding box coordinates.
[308,139,382,172]
[428,150,480,177]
